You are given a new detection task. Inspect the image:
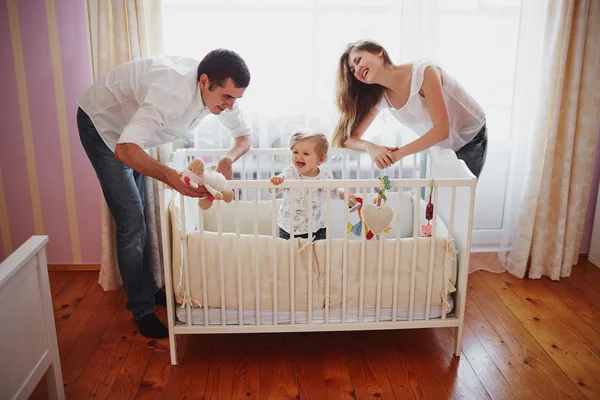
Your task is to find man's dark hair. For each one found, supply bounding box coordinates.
[197,49,250,90]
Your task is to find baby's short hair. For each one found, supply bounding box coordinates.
[289,132,329,156]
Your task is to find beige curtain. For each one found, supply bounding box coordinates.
[86,0,166,290]
[503,0,600,280]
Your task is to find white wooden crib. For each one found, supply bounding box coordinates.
[0,236,64,399]
[159,147,477,365]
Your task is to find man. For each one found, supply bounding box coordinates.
[77,49,253,338]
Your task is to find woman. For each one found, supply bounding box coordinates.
[332,40,487,178]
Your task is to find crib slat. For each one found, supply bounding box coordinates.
[409,186,420,321]
[392,186,403,322]
[254,189,260,326]
[290,186,295,325]
[217,200,225,326]
[271,188,278,326]
[442,187,457,321]
[449,187,456,240]
[427,152,433,179]
[359,187,367,323]
[425,188,439,320]
[399,158,403,179]
[325,190,331,324]
[235,189,243,326]
[180,194,192,327]
[241,155,247,180]
[412,153,418,180]
[199,203,208,327]
[342,188,348,324]
[307,188,313,324]
[376,233,384,323]
[242,156,247,199]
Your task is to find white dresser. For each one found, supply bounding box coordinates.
[0,236,64,399]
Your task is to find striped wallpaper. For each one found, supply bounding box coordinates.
[0,0,100,264]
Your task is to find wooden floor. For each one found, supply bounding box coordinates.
[31,255,600,399]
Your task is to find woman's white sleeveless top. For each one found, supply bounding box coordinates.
[377,59,485,151]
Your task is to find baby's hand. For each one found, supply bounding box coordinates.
[270,176,284,185]
[339,189,357,204]
[347,192,358,203]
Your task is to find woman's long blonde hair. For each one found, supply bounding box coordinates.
[332,40,393,148]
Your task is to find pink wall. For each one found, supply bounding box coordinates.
[0,0,101,264]
[20,0,72,264]
[56,0,103,262]
[580,125,600,254]
[0,0,35,261]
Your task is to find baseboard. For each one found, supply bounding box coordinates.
[588,255,599,268]
[470,245,500,253]
[48,264,100,272]
[471,249,591,260]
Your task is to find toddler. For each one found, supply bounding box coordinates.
[271,132,356,240]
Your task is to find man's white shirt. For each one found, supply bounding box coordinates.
[78,55,251,152]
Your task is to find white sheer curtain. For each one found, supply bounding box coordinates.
[86,0,166,290]
[500,0,600,280]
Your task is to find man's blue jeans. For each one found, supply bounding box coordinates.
[77,107,157,320]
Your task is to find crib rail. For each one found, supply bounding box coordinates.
[159,147,476,364]
[171,147,432,181]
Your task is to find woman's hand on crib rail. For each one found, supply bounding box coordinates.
[166,169,211,198]
[365,142,399,170]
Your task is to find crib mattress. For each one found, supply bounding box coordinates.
[176,296,454,326]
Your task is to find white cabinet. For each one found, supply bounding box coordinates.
[589,184,600,268]
[0,236,64,399]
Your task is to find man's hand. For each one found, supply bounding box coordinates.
[114,143,211,198]
[217,157,233,180]
[165,169,211,198]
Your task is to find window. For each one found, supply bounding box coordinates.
[163,0,520,150]
[162,0,524,248]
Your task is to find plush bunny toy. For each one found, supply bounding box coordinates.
[179,159,234,210]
